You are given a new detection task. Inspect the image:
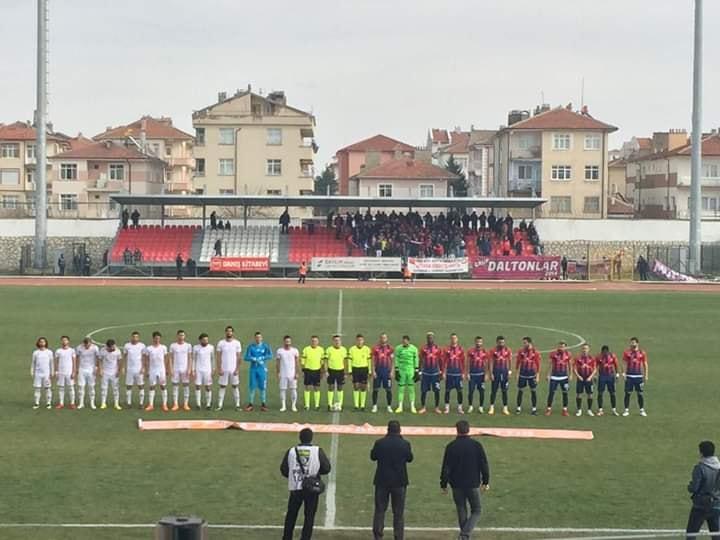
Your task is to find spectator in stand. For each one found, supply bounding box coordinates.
[469,211,478,232]
[514,240,522,256]
[123,247,132,265]
[121,208,129,230]
[433,243,445,258]
[279,208,290,234]
[477,235,491,257]
[334,214,344,239]
[561,256,569,280]
[461,213,470,232]
[214,239,222,257]
[186,257,196,277]
[487,210,496,233]
[519,218,527,232]
[505,213,514,232]
[57,253,65,276]
[326,210,335,229]
[501,238,512,257]
[479,211,487,231]
[210,211,217,230]
[225,220,232,231]
[131,209,140,228]
[133,248,142,264]
[175,253,184,280]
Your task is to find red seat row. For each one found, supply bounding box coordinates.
[111,226,196,263]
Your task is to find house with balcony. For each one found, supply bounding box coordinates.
[493,105,617,218]
[467,129,496,197]
[626,132,720,219]
[48,141,165,218]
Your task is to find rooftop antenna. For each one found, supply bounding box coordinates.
[33,0,49,270]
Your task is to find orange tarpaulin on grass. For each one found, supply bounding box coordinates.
[137,419,593,441]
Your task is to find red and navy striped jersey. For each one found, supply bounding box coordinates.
[516,347,541,375]
[443,345,465,373]
[574,354,596,379]
[466,347,488,374]
[622,348,647,375]
[420,344,442,373]
[490,346,512,371]
[549,350,572,377]
[596,353,618,376]
[372,344,393,371]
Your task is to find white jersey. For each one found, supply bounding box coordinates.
[216,338,242,372]
[276,347,299,379]
[32,349,54,375]
[77,344,100,372]
[100,347,122,375]
[55,347,76,375]
[193,343,214,373]
[123,342,146,373]
[145,344,168,373]
[170,342,192,372]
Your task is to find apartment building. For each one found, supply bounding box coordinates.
[468,129,496,197]
[94,116,194,194]
[335,134,415,195]
[493,105,617,218]
[350,157,456,201]
[192,88,317,206]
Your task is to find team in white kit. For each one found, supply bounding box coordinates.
[29,327,300,412]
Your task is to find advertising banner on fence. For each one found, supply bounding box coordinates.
[652,259,697,282]
[209,257,270,272]
[471,256,561,280]
[311,257,402,272]
[407,257,468,274]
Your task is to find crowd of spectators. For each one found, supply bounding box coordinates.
[324,209,541,258]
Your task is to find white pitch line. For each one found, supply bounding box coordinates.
[324,289,342,529]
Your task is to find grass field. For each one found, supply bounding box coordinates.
[1,285,716,539]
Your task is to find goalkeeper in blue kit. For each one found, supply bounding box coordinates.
[244,331,273,411]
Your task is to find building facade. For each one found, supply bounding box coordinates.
[350,158,455,202]
[468,129,496,197]
[493,106,617,218]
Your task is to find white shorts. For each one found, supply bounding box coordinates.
[148,370,167,386]
[125,370,144,386]
[78,370,96,387]
[172,370,190,384]
[279,376,297,390]
[218,372,239,386]
[33,374,51,388]
[194,370,212,386]
[56,373,74,386]
[102,372,119,386]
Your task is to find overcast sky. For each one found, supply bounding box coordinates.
[1,0,717,167]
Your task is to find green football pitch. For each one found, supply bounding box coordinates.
[1,285,716,539]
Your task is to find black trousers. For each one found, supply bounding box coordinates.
[686,507,720,539]
[283,490,319,540]
[373,485,406,539]
[452,487,482,539]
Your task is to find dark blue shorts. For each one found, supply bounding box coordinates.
[576,380,594,394]
[625,376,644,393]
[469,374,485,391]
[491,371,509,391]
[598,377,616,393]
[549,378,570,393]
[421,373,441,393]
[518,375,537,389]
[373,369,392,390]
[445,373,462,390]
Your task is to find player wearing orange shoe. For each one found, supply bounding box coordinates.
[54,336,77,409]
[144,331,169,412]
[170,330,193,411]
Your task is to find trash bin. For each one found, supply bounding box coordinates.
[155,515,208,540]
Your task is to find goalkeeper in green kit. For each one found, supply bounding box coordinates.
[393,335,419,414]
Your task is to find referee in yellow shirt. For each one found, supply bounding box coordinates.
[349,334,372,411]
[325,335,348,412]
[301,336,324,411]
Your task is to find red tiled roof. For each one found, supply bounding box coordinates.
[628,134,720,162]
[67,135,94,151]
[441,131,470,154]
[353,158,458,180]
[431,129,449,144]
[51,141,158,160]
[0,121,63,141]
[337,134,415,153]
[636,137,652,150]
[94,116,193,141]
[504,107,617,131]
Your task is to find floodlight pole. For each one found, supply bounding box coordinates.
[689,0,703,275]
[33,0,49,269]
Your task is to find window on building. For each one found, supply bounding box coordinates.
[165,144,172,157]
[419,184,434,198]
[517,165,532,180]
[378,184,393,197]
[518,136,529,149]
[109,164,124,181]
[1,195,18,209]
[584,134,601,150]
[0,169,20,185]
[27,171,34,185]
[266,189,282,195]
[584,196,600,213]
[59,194,78,210]
[195,158,205,176]
[704,164,720,178]
[551,165,572,180]
[218,159,234,176]
[26,144,36,160]
[219,128,235,145]
[552,133,571,150]
[584,165,600,180]
[218,189,235,195]
[1,143,19,158]
[550,196,572,214]
[195,127,205,145]
[60,163,78,180]
[300,160,313,177]
[266,159,282,176]
[267,128,282,145]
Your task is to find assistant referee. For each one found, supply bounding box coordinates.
[301,336,324,411]
[348,334,372,411]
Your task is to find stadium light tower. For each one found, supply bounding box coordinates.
[688,0,703,275]
[33,0,49,269]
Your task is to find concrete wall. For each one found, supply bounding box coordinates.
[0,236,113,273]
[534,218,720,243]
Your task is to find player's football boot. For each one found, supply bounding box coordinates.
[434,407,442,414]
[443,404,450,414]
[244,404,254,412]
[515,406,522,415]
[114,404,123,411]
[561,408,569,416]
[32,404,40,410]
[575,410,582,417]
[488,405,495,415]
[145,404,154,412]
[291,404,298,412]
[457,405,464,415]
[260,405,269,412]
[171,404,180,412]
[596,408,605,416]
[386,406,393,413]
[417,407,427,414]
[183,404,191,412]
[280,404,287,412]
[69,404,76,410]
[478,407,484,414]
[410,404,417,414]
[77,403,85,410]
[161,404,169,412]
[55,404,64,410]
[467,405,474,413]
[371,405,378,413]
[544,407,552,416]
[639,409,647,417]
[622,409,630,417]
[46,403,52,409]
[501,406,510,416]
[586,410,594,417]
[100,403,108,410]
[90,402,97,410]
[531,408,538,416]
[612,408,619,416]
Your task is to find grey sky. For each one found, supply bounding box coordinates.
[1,0,717,168]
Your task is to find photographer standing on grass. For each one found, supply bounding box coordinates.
[686,440,720,539]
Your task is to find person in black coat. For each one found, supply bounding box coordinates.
[175,253,184,280]
[130,209,140,228]
[210,211,217,230]
[687,440,720,538]
[441,421,490,540]
[371,420,413,540]
[121,208,129,229]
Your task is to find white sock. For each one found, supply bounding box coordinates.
[69,384,75,405]
[101,382,108,405]
[195,389,202,408]
[206,389,212,407]
[291,388,298,407]
[183,386,190,405]
[34,388,41,405]
[89,384,95,404]
[173,385,179,406]
[149,389,156,405]
[218,387,226,407]
[78,385,85,406]
[280,389,287,408]
[233,387,240,407]
[139,388,145,406]
[126,389,132,406]
[58,385,65,405]
[113,382,119,406]
[161,389,168,406]
[45,386,52,405]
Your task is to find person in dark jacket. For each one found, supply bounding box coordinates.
[440,420,490,540]
[121,208,129,229]
[210,210,217,230]
[370,420,413,540]
[279,208,291,234]
[57,254,65,276]
[280,428,331,540]
[130,209,140,228]
[175,253,183,280]
[686,440,720,539]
